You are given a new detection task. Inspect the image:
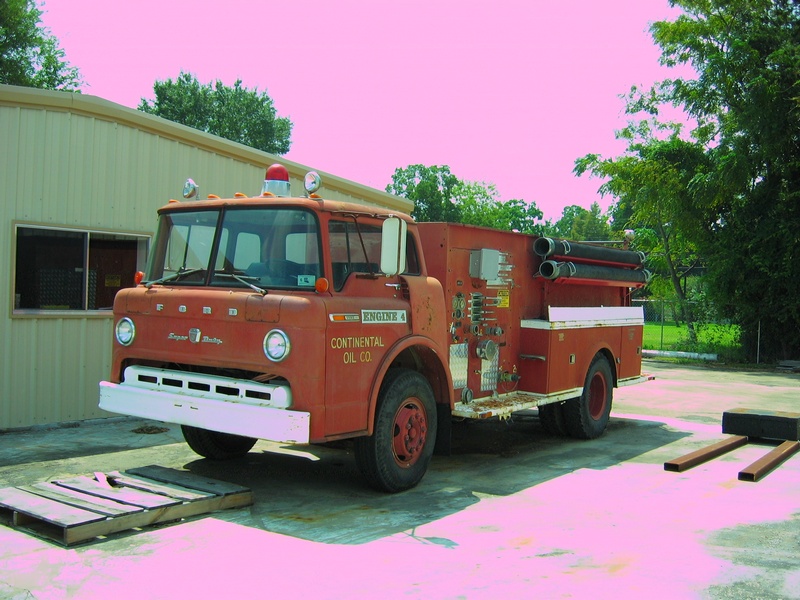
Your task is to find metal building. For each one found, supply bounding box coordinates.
[0,84,411,429]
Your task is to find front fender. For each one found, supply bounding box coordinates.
[364,335,453,436]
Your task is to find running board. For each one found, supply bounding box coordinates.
[452,389,582,420]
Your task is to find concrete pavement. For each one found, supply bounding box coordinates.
[1,360,799,599]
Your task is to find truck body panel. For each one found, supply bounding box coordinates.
[417,222,642,406]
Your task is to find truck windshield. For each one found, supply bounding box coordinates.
[144,207,322,290]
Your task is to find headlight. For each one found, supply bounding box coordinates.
[115,317,136,346]
[263,329,290,362]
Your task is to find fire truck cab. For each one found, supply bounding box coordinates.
[100,165,649,492]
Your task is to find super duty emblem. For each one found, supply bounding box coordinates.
[167,329,223,345]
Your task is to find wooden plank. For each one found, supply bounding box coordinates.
[0,492,105,546]
[126,465,250,496]
[107,472,213,501]
[53,476,181,509]
[20,482,142,517]
[0,487,107,527]
[61,489,254,546]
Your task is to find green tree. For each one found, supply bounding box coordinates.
[576,134,710,342]
[454,181,546,234]
[651,0,800,360]
[553,205,586,238]
[139,71,292,155]
[495,198,547,235]
[576,1,800,360]
[553,203,611,241]
[572,203,612,241]
[386,165,461,223]
[450,180,499,228]
[388,164,546,234]
[0,0,82,90]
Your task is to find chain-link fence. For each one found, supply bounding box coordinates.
[632,299,758,363]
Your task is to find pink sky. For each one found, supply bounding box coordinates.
[42,0,684,220]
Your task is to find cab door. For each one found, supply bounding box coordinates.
[323,219,412,436]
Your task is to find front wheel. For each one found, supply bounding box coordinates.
[354,369,437,493]
[181,425,257,459]
[564,354,614,439]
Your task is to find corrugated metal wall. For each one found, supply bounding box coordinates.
[0,85,411,429]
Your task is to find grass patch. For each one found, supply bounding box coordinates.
[643,322,743,361]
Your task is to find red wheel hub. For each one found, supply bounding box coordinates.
[392,399,427,467]
[588,371,608,420]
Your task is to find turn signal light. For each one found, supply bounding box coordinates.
[315,277,330,293]
[134,271,144,285]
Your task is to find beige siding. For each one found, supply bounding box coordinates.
[0,84,411,429]
[0,317,112,427]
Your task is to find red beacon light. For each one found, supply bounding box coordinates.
[261,164,291,197]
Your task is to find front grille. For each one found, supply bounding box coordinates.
[122,365,291,409]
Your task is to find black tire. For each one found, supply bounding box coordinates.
[539,402,569,436]
[354,369,437,493]
[564,354,614,440]
[181,425,257,459]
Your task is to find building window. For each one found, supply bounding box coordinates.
[14,225,149,312]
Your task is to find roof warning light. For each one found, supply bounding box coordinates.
[261,164,291,197]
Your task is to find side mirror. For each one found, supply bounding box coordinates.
[380,217,407,276]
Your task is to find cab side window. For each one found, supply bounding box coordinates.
[328,220,421,291]
[404,234,421,276]
[329,221,381,290]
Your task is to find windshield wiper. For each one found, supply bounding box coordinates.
[215,272,267,296]
[145,268,205,289]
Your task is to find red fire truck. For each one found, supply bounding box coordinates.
[99,165,650,492]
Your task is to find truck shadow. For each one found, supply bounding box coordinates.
[182,413,689,545]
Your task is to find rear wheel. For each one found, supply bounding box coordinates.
[564,354,613,439]
[539,402,569,436]
[181,425,257,459]
[354,369,437,493]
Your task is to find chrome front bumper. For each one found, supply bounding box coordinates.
[99,366,309,444]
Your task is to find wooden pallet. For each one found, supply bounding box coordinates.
[0,465,253,546]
